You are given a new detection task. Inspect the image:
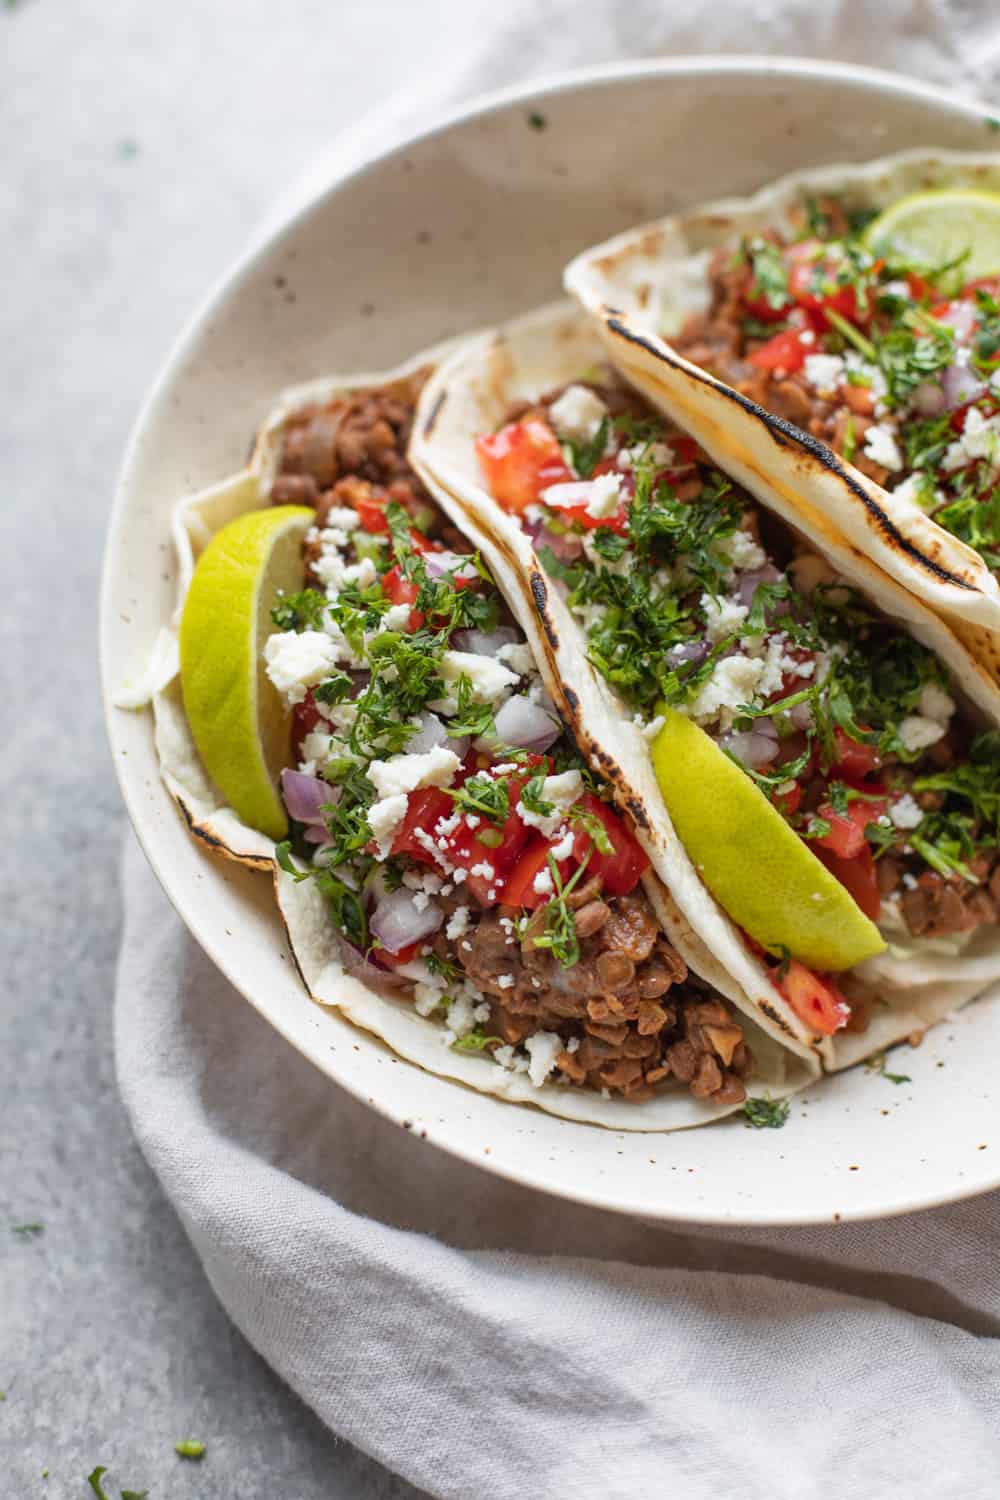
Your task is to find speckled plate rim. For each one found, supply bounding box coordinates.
[101,56,1000,1226]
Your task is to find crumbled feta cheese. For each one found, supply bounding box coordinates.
[689,654,765,731]
[367,746,460,800]
[902,872,919,891]
[549,827,574,861]
[803,353,845,394]
[956,405,1000,465]
[701,591,749,644]
[716,528,766,572]
[585,471,623,519]
[445,906,470,940]
[495,641,535,676]
[892,472,936,511]
[862,423,904,473]
[497,974,515,990]
[493,1043,530,1075]
[897,714,946,754]
[634,713,665,742]
[532,866,554,896]
[367,793,408,858]
[383,603,412,631]
[524,1031,563,1087]
[264,630,342,706]
[548,384,608,444]
[435,651,520,706]
[517,769,583,837]
[469,861,495,880]
[918,682,956,726]
[413,981,446,1017]
[445,993,477,1040]
[434,812,461,838]
[890,794,924,831]
[411,890,430,912]
[617,440,674,470]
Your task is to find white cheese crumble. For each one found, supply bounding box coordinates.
[435,651,520,706]
[803,352,845,394]
[701,592,749,644]
[413,981,446,1017]
[549,827,575,861]
[897,715,946,754]
[688,654,765,731]
[264,630,341,706]
[548,384,608,444]
[495,641,535,676]
[496,974,515,990]
[517,769,583,838]
[890,794,925,831]
[383,603,412,631]
[367,746,460,800]
[716,528,765,572]
[532,866,554,896]
[862,424,904,473]
[918,682,956,726]
[445,906,470,940]
[444,993,477,1040]
[320,507,361,534]
[524,1031,564,1087]
[367,793,408,858]
[585,472,623,519]
[469,861,495,881]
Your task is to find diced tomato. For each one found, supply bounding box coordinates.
[406,527,440,556]
[554,500,630,534]
[772,781,802,818]
[376,939,423,967]
[748,327,809,373]
[906,271,933,302]
[812,797,887,861]
[814,844,882,923]
[291,690,324,760]
[476,419,573,514]
[389,787,454,864]
[788,246,872,329]
[504,834,573,910]
[353,491,391,533]
[831,727,881,782]
[381,564,425,631]
[960,276,1000,303]
[779,958,851,1035]
[671,435,702,466]
[571,792,650,896]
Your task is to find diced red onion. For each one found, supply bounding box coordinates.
[721,719,779,770]
[789,701,814,731]
[543,529,585,563]
[405,710,469,759]
[935,300,976,341]
[281,768,337,825]
[492,692,562,751]
[334,932,407,988]
[369,887,444,954]
[423,550,479,583]
[668,640,710,668]
[942,361,986,411]
[737,564,783,609]
[451,627,519,654]
[303,825,334,846]
[911,380,947,418]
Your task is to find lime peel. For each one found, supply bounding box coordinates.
[179,504,313,840]
[649,708,886,972]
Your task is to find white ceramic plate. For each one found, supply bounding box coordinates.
[101,58,1000,1225]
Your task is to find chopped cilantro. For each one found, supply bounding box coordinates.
[565,414,610,478]
[271,588,328,632]
[530,854,592,968]
[448,772,509,825]
[10,1221,44,1238]
[527,110,547,130]
[743,1096,790,1129]
[875,321,954,408]
[745,237,790,311]
[88,1469,113,1500]
[175,1440,206,1460]
[865,1052,911,1085]
[312,672,353,705]
[570,804,614,855]
[451,1029,502,1053]
[447,676,496,739]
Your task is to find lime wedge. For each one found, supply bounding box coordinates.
[649,709,885,972]
[179,504,313,840]
[864,188,1000,280]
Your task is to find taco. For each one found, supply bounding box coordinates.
[120,349,817,1130]
[411,302,1000,1071]
[563,149,1000,683]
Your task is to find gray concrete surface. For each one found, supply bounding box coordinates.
[0,2,485,1492]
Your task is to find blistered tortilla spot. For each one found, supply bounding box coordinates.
[758,999,794,1036]
[624,796,651,831]
[562,684,580,712]
[606,316,976,593]
[421,387,447,438]
[529,571,560,648]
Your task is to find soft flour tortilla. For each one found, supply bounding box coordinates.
[115,351,818,1128]
[564,148,1000,685]
[410,300,1000,1072]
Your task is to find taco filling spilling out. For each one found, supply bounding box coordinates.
[261,383,760,1105]
[670,198,1000,574]
[475,370,1000,1036]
